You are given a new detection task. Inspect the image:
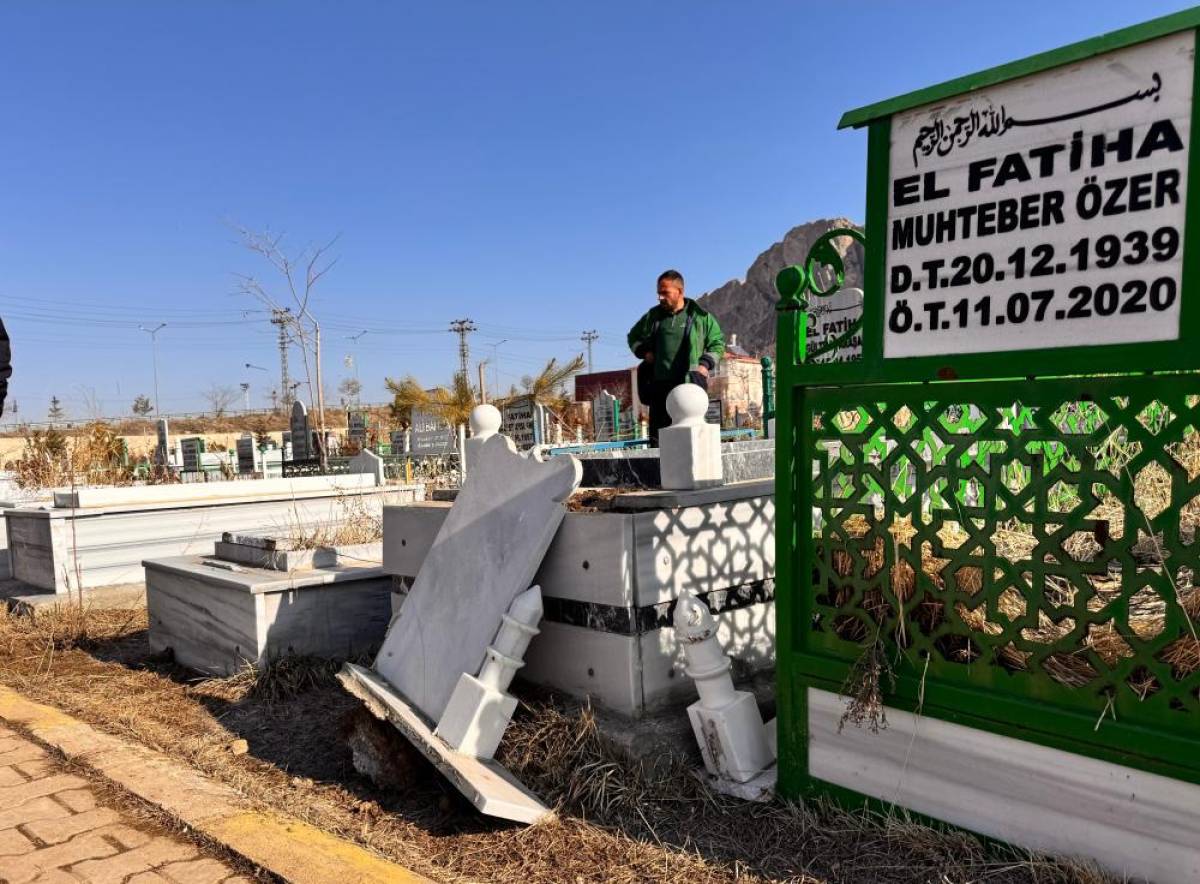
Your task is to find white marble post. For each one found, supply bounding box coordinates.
[465,405,501,478]
[435,585,543,759]
[659,384,723,490]
[458,422,468,484]
[674,591,773,783]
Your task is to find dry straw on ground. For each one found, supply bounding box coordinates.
[0,603,1113,884]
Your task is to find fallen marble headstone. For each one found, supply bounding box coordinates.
[342,414,579,824]
[374,421,581,724]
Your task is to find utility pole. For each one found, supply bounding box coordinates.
[347,330,367,407]
[489,339,507,400]
[270,308,293,410]
[138,323,167,415]
[477,360,489,404]
[581,330,599,374]
[449,319,477,383]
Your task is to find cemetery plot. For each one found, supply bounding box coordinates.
[0,603,1108,884]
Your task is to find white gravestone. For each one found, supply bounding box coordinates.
[660,384,723,490]
[374,410,582,723]
[500,396,545,450]
[290,401,311,461]
[349,449,385,485]
[806,286,864,363]
[592,390,618,442]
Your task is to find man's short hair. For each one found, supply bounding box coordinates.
[657,269,684,288]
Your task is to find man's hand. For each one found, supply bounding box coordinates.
[694,364,709,378]
[643,351,654,363]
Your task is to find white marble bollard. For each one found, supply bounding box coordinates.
[659,384,723,490]
[435,585,543,759]
[464,404,502,478]
[674,591,773,783]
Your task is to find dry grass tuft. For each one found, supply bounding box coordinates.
[197,655,348,704]
[283,491,383,549]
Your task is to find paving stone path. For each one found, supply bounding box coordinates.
[0,725,249,884]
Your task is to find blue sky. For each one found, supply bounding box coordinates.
[1,1,1194,418]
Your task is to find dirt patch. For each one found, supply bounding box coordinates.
[0,605,1113,884]
[567,487,625,512]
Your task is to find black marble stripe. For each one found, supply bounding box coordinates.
[540,579,774,636]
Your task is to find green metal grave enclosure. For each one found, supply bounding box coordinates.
[775,9,1200,801]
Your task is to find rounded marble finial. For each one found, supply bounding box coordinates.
[666,382,708,427]
[672,591,715,640]
[470,403,502,438]
[509,585,544,623]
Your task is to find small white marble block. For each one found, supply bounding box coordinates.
[436,675,519,759]
[659,384,723,490]
[674,592,772,783]
[687,693,775,783]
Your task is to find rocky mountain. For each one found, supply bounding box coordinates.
[696,217,864,355]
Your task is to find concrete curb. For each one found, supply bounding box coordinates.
[0,685,432,884]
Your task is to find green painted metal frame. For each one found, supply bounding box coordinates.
[776,13,1200,802]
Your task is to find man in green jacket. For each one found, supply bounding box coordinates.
[627,269,725,444]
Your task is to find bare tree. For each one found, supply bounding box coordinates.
[202,384,240,418]
[132,394,153,417]
[232,224,339,466]
[75,385,104,421]
[338,377,362,408]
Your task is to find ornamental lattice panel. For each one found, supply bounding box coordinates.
[803,374,1200,732]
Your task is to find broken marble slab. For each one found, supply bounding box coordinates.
[212,533,382,572]
[373,430,582,723]
[339,663,552,824]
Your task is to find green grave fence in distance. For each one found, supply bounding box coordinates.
[773,8,1200,804]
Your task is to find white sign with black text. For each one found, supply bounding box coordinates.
[886,31,1193,358]
[807,286,864,363]
[501,396,545,450]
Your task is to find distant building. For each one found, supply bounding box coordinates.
[573,335,764,429]
[573,367,641,415]
[708,334,763,427]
